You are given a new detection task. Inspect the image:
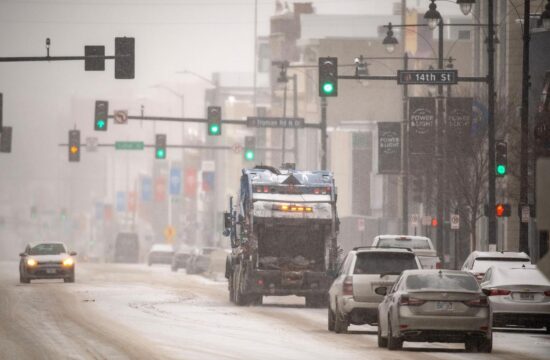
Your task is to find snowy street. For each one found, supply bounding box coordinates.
[1,261,548,360]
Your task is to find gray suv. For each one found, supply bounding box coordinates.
[327,247,422,333]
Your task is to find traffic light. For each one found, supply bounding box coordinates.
[94,100,109,131]
[68,130,80,162]
[155,134,167,159]
[495,140,508,176]
[115,37,135,79]
[495,203,511,217]
[318,57,338,97]
[84,45,105,71]
[207,106,222,136]
[244,136,255,161]
[0,126,12,153]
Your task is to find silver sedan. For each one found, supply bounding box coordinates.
[377,269,492,352]
[481,264,550,332]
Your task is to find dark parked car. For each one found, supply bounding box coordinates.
[172,246,192,272]
[19,242,77,283]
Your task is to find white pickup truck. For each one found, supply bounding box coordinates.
[371,235,441,269]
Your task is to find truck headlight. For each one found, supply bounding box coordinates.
[62,258,74,267]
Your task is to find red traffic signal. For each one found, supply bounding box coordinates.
[431,217,438,228]
[495,203,511,217]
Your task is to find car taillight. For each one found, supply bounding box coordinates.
[399,295,425,306]
[435,262,442,269]
[544,291,550,297]
[465,297,488,307]
[487,289,511,296]
[342,276,353,296]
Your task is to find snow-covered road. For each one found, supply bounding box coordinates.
[1,261,549,360]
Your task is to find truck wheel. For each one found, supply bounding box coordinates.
[228,275,235,303]
[234,275,248,306]
[251,295,263,306]
[64,274,75,283]
[20,273,30,284]
[334,304,348,334]
[328,307,335,331]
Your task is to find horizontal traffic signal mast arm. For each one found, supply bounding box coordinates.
[106,114,324,128]
[0,55,124,62]
[57,142,294,152]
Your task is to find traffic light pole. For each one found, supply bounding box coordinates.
[519,0,531,254]
[402,53,409,234]
[487,0,497,250]
[321,97,328,170]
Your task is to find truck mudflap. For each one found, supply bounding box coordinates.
[245,269,332,296]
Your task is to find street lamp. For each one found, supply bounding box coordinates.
[383,23,399,54]
[424,0,442,30]
[457,0,475,16]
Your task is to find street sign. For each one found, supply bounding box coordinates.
[450,214,460,230]
[114,110,128,124]
[115,141,144,150]
[201,160,216,172]
[247,116,305,128]
[169,167,182,196]
[422,216,432,226]
[86,137,98,152]
[357,218,365,232]
[164,226,176,242]
[521,205,530,223]
[409,214,419,226]
[397,70,458,85]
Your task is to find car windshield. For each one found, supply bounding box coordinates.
[353,252,418,275]
[472,258,530,273]
[406,273,479,292]
[377,237,431,250]
[29,243,66,255]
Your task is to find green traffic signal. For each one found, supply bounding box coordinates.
[496,164,507,176]
[209,123,220,135]
[322,82,335,95]
[244,149,255,161]
[156,148,166,159]
[96,119,106,129]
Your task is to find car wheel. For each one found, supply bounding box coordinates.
[64,274,75,283]
[334,304,348,334]
[251,295,263,306]
[546,324,550,334]
[19,272,30,284]
[328,307,335,332]
[377,322,388,348]
[387,317,403,350]
[465,337,482,353]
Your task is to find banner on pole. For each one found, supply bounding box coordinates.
[409,97,436,155]
[378,122,401,174]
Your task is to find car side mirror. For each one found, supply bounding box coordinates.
[69,251,77,256]
[19,253,27,257]
[375,286,387,296]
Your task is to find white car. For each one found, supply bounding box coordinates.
[372,235,441,269]
[461,251,531,282]
[481,264,550,332]
[147,243,174,266]
[328,247,422,333]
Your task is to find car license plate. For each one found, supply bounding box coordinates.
[519,293,534,301]
[436,301,453,311]
[46,269,56,274]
